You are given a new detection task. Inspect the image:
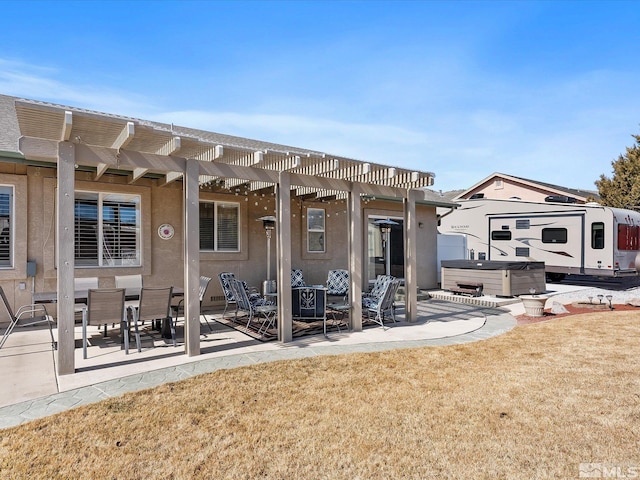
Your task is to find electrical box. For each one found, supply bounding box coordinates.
[26,261,36,277]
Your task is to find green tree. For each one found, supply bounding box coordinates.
[596,133,640,209]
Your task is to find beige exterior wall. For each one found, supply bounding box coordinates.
[0,164,29,310]
[362,199,438,289]
[0,164,441,314]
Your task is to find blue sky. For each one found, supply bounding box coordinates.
[1,0,639,192]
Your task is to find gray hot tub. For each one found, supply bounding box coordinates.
[440,260,546,297]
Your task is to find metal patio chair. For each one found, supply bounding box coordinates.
[83,288,126,359]
[291,269,306,288]
[125,286,175,353]
[173,275,214,332]
[74,276,99,325]
[326,269,349,302]
[115,274,143,293]
[218,272,264,319]
[0,286,55,350]
[362,275,395,309]
[363,278,401,329]
[230,279,277,336]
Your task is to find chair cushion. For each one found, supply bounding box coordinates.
[362,297,378,309]
[327,269,349,295]
[291,269,305,288]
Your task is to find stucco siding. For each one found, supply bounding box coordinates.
[0,164,441,314]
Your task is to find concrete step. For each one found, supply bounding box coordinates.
[427,290,522,308]
[395,287,432,302]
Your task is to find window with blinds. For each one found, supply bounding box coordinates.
[0,186,13,268]
[199,201,239,252]
[307,207,325,253]
[74,192,141,267]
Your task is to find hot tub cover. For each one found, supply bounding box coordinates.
[440,260,545,271]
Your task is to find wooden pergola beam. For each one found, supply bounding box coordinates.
[112,122,135,150]
[61,111,73,141]
[156,136,181,156]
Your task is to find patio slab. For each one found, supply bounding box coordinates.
[0,299,517,428]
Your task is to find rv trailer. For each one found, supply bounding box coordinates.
[438,198,640,281]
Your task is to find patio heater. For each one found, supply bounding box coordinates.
[374,219,399,276]
[258,216,276,295]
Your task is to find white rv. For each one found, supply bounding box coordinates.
[438,198,640,280]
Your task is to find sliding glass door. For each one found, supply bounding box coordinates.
[367,216,404,283]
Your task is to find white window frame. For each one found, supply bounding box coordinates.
[307,207,325,253]
[74,191,141,267]
[0,185,14,269]
[199,201,240,252]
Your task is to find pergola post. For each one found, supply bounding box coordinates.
[403,189,418,322]
[348,185,363,331]
[276,172,293,342]
[56,141,76,374]
[184,159,200,356]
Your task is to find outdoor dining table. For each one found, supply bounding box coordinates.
[34,287,184,339]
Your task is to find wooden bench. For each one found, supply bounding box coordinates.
[448,282,483,297]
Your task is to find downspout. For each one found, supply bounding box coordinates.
[437,205,459,225]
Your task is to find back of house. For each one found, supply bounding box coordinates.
[438,198,640,280]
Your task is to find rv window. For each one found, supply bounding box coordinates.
[491,231,512,241]
[591,222,605,249]
[617,224,640,251]
[542,228,567,244]
[516,247,530,256]
[516,219,530,229]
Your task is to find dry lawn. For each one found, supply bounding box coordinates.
[1,311,639,479]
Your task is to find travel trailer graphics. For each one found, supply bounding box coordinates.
[439,199,640,280]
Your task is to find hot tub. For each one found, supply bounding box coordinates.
[440,260,546,297]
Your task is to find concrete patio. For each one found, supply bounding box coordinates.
[1,282,596,429]
[0,297,521,428]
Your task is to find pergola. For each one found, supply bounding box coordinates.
[13,98,446,374]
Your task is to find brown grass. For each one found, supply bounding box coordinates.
[1,311,639,479]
